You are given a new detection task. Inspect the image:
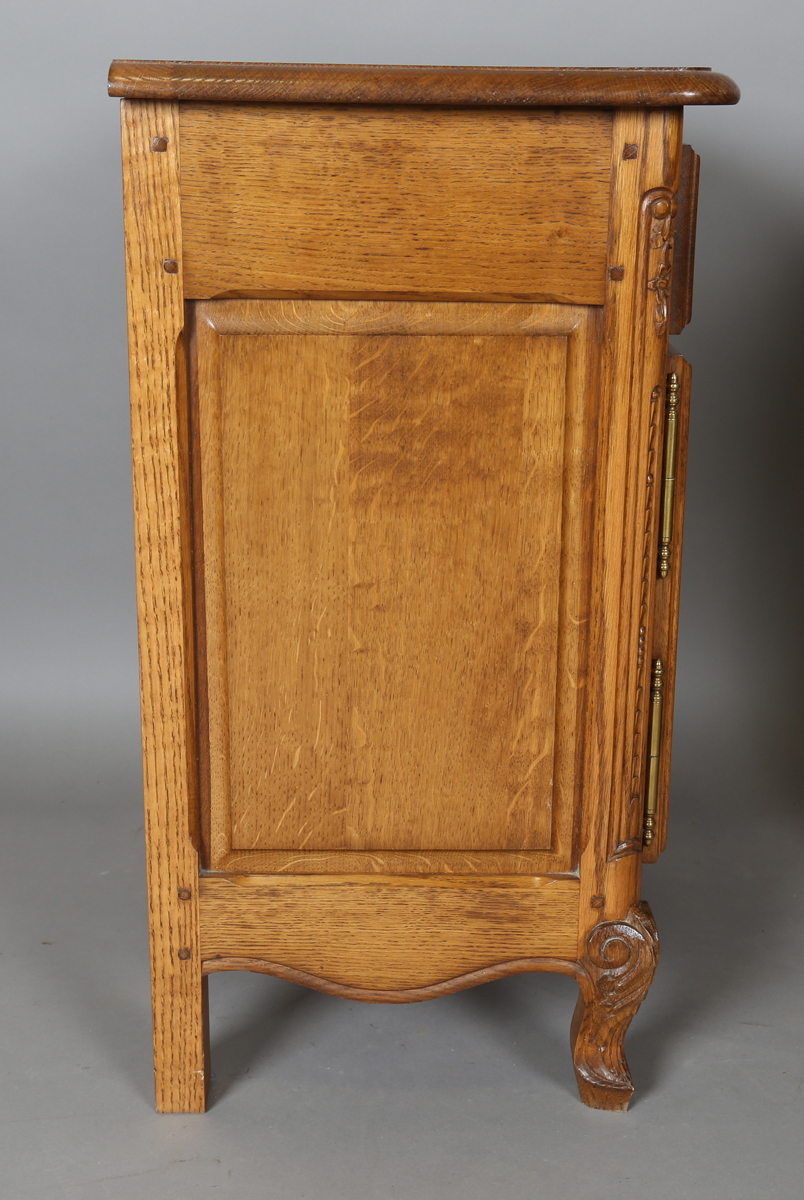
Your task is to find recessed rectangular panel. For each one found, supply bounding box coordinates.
[195,301,596,872]
[179,104,611,303]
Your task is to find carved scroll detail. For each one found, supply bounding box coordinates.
[645,191,676,333]
[571,901,659,1110]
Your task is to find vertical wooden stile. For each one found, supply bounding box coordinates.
[120,99,208,1113]
[576,109,683,945]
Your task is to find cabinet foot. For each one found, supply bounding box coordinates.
[152,973,210,1113]
[571,901,659,1111]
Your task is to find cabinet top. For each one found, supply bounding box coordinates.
[108,60,739,107]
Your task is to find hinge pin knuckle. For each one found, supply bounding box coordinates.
[658,372,680,578]
[643,659,665,846]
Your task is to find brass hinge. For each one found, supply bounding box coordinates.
[643,659,665,846]
[657,372,680,578]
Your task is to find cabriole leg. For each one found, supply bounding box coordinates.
[571,901,659,1111]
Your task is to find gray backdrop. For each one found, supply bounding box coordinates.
[1,3,803,1198]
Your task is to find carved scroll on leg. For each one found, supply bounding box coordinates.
[571,902,659,1111]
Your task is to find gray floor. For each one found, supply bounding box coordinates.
[2,697,802,1200]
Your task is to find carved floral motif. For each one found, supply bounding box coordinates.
[648,261,673,329]
[645,193,676,333]
[648,199,673,249]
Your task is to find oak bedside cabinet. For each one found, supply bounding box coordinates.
[109,60,739,1112]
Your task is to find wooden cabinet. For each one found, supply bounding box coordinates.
[110,60,738,1112]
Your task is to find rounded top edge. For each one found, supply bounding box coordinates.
[107,61,740,106]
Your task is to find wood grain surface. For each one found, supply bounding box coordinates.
[116,83,703,1111]
[210,849,576,875]
[202,957,579,1003]
[109,60,740,107]
[120,99,207,1112]
[192,301,597,872]
[575,109,683,945]
[200,873,579,990]
[178,104,611,303]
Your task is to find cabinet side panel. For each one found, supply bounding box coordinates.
[121,99,207,1112]
[194,301,596,871]
[179,105,611,303]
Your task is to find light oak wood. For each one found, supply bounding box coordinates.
[203,955,580,1003]
[114,62,736,1112]
[576,109,682,944]
[178,105,612,303]
[192,301,597,873]
[120,99,207,1113]
[207,849,575,875]
[200,873,579,990]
